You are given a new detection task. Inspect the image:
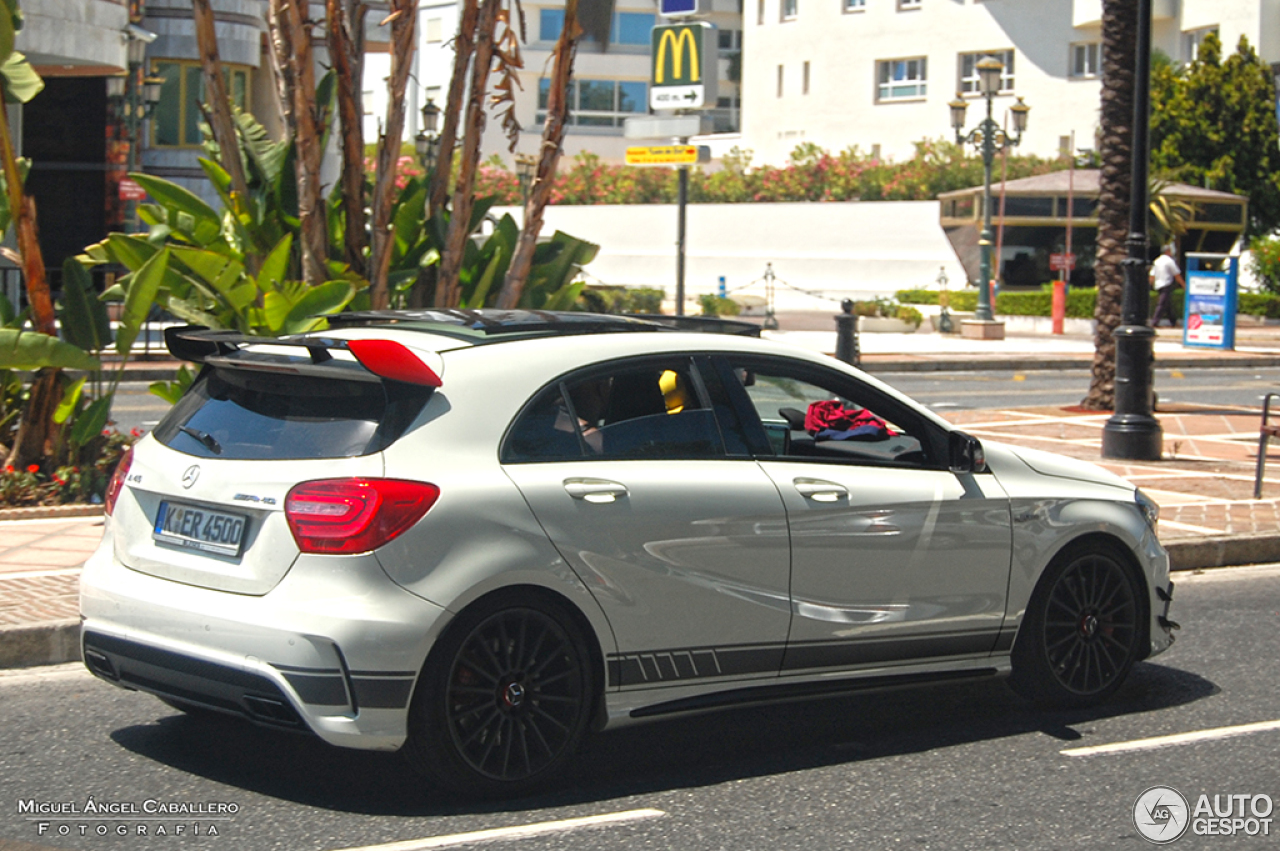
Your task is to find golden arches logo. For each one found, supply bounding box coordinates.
[654,27,699,84]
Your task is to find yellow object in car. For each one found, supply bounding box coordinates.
[659,369,688,413]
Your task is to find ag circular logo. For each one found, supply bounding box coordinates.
[1134,786,1190,844]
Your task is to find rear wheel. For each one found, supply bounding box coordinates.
[1010,544,1143,707]
[406,596,595,798]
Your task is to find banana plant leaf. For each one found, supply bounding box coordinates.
[116,248,168,356]
[0,328,99,371]
[69,394,112,447]
[58,258,112,352]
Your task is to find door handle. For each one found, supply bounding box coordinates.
[564,478,629,504]
[793,478,849,503]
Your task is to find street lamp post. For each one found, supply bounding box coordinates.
[514,153,537,205]
[414,98,441,174]
[110,30,162,232]
[950,56,1029,337]
[1101,0,1163,459]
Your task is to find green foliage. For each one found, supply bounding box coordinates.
[895,289,978,312]
[698,294,741,317]
[478,141,1067,206]
[1240,292,1280,318]
[149,365,195,405]
[995,289,1098,319]
[1150,32,1280,237]
[1248,234,1280,295]
[0,427,134,506]
[579,286,665,314]
[0,329,99,371]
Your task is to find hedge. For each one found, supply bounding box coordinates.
[900,286,1280,318]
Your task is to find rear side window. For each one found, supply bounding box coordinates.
[502,359,724,462]
[154,368,431,460]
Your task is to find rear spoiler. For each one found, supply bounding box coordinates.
[165,326,444,387]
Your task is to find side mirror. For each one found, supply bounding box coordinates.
[949,431,987,474]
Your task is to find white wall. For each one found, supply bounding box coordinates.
[495,200,965,310]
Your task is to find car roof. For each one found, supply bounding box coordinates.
[325,309,763,343]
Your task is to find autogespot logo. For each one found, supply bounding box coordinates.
[1134,786,1191,844]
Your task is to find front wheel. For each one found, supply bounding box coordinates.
[1010,545,1143,707]
[405,597,595,798]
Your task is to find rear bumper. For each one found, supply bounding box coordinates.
[79,538,448,750]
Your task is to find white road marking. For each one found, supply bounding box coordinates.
[328,809,667,851]
[1061,719,1280,758]
[1158,519,1232,535]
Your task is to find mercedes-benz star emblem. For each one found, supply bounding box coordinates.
[181,465,201,489]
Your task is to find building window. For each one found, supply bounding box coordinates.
[425,17,443,43]
[718,29,742,51]
[537,78,647,128]
[1183,26,1217,62]
[898,0,920,9]
[803,60,810,94]
[843,0,866,11]
[1070,42,1100,78]
[777,64,784,97]
[959,50,1014,93]
[781,0,797,21]
[539,10,653,45]
[153,60,250,148]
[877,57,927,101]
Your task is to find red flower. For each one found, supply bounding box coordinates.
[26,464,39,473]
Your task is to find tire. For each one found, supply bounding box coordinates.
[1010,543,1143,708]
[405,596,596,798]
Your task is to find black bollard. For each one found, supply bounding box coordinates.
[835,299,860,366]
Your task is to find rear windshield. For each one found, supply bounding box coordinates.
[153,368,432,460]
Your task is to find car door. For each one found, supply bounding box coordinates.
[714,354,1013,674]
[501,355,793,690]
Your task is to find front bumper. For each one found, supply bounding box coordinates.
[79,536,447,751]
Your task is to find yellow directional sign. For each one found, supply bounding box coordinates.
[625,145,711,166]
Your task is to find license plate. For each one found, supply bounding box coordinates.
[154,502,247,557]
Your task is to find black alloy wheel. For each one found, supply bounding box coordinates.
[408,598,594,797]
[1011,546,1143,706]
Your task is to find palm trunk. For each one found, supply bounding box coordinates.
[192,0,251,211]
[268,0,328,286]
[1082,0,1137,410]
[437,0,502,308]
[0,104,58,468]
[427,0,479,219]
[497,0,580,309]
[327,0,369,280]
[368,0,417,309]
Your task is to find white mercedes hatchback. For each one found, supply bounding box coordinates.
[81,310,1176,797]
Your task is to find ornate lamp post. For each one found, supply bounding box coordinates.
[514,153,537,205]
[950,56,1029,337]
[1102,0,1163,459]
[414,98,441,172]
[110,26,161,232]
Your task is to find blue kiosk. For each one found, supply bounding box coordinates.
[1182,253,1238,350]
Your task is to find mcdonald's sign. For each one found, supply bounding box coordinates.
[650,22,717,110]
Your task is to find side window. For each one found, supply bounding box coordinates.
[502,360,725,462]
[721,358,939,467]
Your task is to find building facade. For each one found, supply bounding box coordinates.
[740,0,1280,165]
[403,0,744,166]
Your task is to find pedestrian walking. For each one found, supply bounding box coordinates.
[1150,244,1184,327]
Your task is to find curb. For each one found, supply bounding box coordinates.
[0,535,1274,671]
[0,621,80,669]
[0,505,103,522]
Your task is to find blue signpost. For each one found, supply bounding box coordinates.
[660,0,698,16]
[1182,253,1238,350]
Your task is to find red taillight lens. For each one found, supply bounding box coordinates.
[284,478,439,554]
[104,446,134,516]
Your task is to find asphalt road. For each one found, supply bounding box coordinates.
[2,564,1278,851]
[875,367,1280,412]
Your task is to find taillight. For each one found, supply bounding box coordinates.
[285,478,439,554]
[104,446,134,516]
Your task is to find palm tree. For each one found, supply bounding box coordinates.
[1082,0,1137,411]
